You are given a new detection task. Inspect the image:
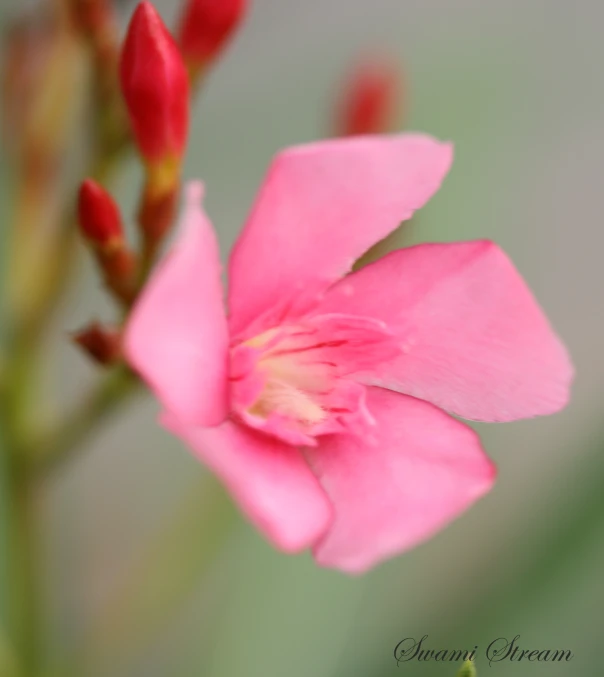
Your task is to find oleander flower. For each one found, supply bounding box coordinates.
[125,134,572,573]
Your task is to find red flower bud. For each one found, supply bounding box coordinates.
[119,2,189,162]
[336,58,402,137]
[78,179,123,245]
[78,180,136,304]
[178,0,246,70]
[73,322,121,366]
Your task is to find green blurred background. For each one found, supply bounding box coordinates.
[1,0,603,676]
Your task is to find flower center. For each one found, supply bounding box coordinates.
[229,315,400,446]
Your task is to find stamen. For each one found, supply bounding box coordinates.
[229,315,399,444]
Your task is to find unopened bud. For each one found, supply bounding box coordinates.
[73,322,121,365]
[77,180,136,303]
[336,57,402,136]
[119,2,189,163]
[177,0,246,76]
[78,179,123,245]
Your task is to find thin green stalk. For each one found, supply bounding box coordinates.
[13,151,121,360]
[0,6,132,674]
[0,627,19,677]
[8,477,39,676]
[0,410,40,677]
[26,367,140,480]
[0,333,43,676]
[0,366,138,676]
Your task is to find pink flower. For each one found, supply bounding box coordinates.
[125,134,572,573]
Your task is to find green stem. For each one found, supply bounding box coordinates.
[0,361,140,677]
[0,7,132,673]
[0,629,19,677]
[14,151,120,358]
[0,367,138,675]
[0,416,40,677]
[8,476,39,676]
[26,367,140,479]
[0,329,44,677]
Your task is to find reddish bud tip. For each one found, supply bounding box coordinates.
[73,322,121,366]
[178,0,246,69]
[336,58,402,137]
[78,179,123,244]
[119,2,189,162]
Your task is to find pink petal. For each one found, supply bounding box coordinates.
[228,134,453,339]
[162,415,333,552]
[312,241,573,422]
[125,183,229,426]
[306,388,495,573]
